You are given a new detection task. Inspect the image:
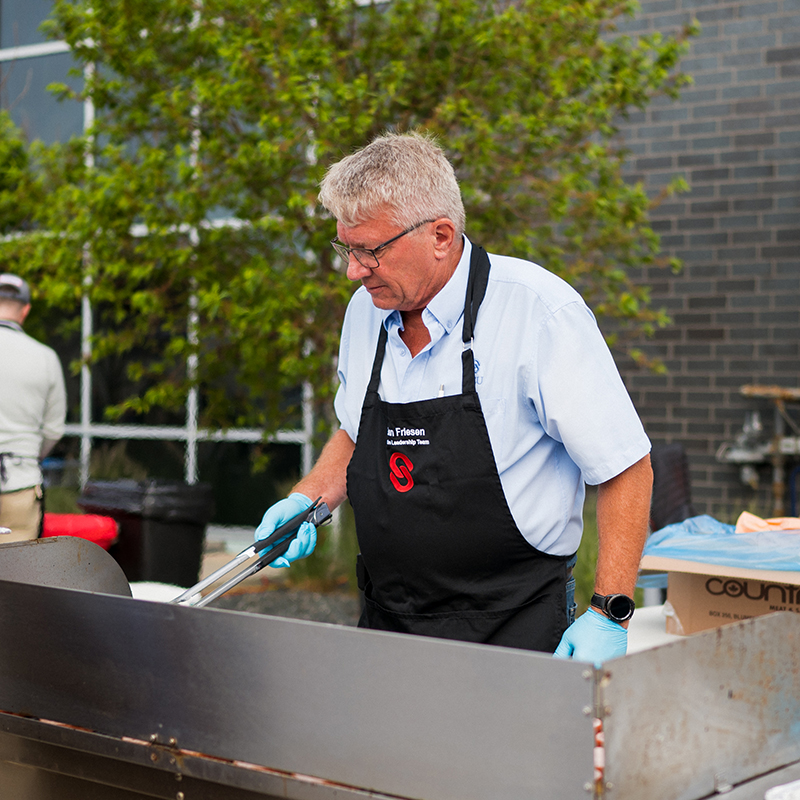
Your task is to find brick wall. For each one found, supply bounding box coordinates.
[614,0,800,518]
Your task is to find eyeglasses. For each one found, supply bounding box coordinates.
[330,219,435,270]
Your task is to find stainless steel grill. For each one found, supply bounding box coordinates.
[1,537,798,800]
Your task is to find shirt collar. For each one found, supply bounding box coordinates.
[0,319,23,333]
[382,236,473,334]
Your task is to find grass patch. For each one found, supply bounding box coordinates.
[44,486,81,513]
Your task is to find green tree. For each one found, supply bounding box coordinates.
[0,0,694,438]
[0,110,41,233]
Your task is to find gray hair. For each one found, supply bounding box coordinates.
[318,132,465,236]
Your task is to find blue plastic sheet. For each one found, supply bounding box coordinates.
[643,515,800,572]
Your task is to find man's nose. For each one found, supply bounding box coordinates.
[346,255,372,281]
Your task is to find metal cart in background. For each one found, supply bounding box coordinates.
[717,385,800,516]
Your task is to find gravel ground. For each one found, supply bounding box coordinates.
[210,587,362,627]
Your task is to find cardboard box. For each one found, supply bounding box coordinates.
[640,554,800,635]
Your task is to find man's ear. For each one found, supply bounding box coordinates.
[431,218,457,259]
[19,303,31,324]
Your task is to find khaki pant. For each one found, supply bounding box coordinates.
[0,487,42,542]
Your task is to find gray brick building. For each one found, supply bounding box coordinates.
[614,0,800,519]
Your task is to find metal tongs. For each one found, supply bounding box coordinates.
[171,497,332,608]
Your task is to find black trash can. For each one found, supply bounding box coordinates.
[78,479,215,587]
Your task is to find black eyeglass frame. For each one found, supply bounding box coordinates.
[330,219,436,270]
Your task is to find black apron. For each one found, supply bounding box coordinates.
[347,245,571,653]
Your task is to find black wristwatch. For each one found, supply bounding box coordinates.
[590,592,635,623]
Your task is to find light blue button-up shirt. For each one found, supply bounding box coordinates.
[334,238,651,555]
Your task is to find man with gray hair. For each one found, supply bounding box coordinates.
[0,274,66,541]
[255,133,653,666]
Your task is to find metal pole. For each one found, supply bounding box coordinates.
[79,289,92,489]
[301,380,314,476]
[184,6,202,485]
[772,400,786,516]
[79,63,96,490]
[185,286,199,485]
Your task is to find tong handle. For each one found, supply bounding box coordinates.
[253,497,329,554]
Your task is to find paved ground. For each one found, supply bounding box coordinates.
[211,586,362,626]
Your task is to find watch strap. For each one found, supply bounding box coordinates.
[590,592,607,611]
[590,592,635,622]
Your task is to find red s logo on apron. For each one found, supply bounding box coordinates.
[389,453,414,493]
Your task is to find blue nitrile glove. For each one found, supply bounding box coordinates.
[254,493,317,569]
[553,608,628,668]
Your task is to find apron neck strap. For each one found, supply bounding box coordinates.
[462,245,490,343]
[461,245,491,394]
[368,325,389,395]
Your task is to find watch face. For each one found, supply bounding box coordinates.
[606,594,635,622]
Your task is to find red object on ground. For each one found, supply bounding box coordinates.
[42,513,118,551]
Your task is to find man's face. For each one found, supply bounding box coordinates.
[336,216,446,313]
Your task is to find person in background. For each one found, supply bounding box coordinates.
[0,274,66,542]
[255,133,653,666]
